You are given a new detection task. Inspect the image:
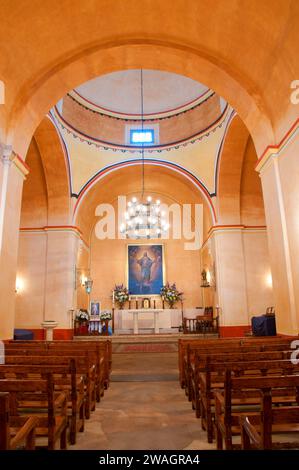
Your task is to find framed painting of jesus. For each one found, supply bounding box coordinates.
[127,244,165,296]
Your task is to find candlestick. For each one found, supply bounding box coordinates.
[112,290,115,307]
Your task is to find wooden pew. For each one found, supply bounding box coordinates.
[199,356,297,443]
[0,360,84,445]
[0,374,68,450]
[0,392,38,450]
[184,341,292,402]
[214,365,299,449]
[180,337,294,393]
[178,336,294,383]
[6,339,112,398]
[4,353,95,420]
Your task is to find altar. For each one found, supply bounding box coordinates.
[113,308,204,334]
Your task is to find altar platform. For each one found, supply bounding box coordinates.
[75,332,218,353]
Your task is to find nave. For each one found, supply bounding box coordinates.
[72,352,213,450]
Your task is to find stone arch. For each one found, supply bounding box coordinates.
[7,40,275,157]
[28,116,71,225]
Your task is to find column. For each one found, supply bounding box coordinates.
[0,145,28,339]
[43,228,80,329]
[133,311,138,334]
[154,310,159,334]
[212,228,249,335]
[257,135,299,336]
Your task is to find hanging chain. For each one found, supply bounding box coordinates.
[140,69,145,198]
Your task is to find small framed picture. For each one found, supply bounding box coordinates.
[90,300,100,317]
[142,298,151,309]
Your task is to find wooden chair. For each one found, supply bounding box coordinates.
[0,392,38,450]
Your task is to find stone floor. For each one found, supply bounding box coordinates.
[73,352,214,450]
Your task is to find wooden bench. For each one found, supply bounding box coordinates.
[214,366,299,449]
[6,339,112,397]
[0,374,68,450]
[178,336,292,388]
[4,353,96,420]
[0,392,38,450]
[179,337,294,391]
[0,360,84,445]
[199,356,298,443]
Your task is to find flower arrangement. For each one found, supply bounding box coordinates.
[113,284,129,309]
[75,309,89,323]
[160,282,183,308]
[100,310,112,321]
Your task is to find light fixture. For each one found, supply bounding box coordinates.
[15,276,24,294]
[84,277,93,294]
[200,269,210,288]
[121,70,169,239]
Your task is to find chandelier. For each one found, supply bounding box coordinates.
[120,70,169,240]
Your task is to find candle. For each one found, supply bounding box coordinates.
[112,290,115,307]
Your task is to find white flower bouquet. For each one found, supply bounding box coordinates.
[75,309,89,322]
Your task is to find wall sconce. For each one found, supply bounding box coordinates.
[15,277,24,294]
[84,277,93,294]
[81,275,87,287]
[266,272,273,288]
[200,269,210,288]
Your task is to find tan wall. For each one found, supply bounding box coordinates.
[242,231,274,320]
[76,243,90,310]
[15,232,47,328]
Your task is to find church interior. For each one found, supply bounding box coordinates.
[0,0,299,454]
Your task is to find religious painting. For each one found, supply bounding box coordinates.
[90,300,100,317]
[127,244,165,296]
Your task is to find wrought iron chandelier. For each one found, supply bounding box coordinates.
[120,70,169,239]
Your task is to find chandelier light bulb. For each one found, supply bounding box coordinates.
[147,196,152,202]
[161,210,166,216]
[128,201,132,207]
[132,197,137,203]
[156,199,160,205]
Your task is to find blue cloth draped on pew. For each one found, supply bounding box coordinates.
[13,329,34,340]
[251,315,276,336]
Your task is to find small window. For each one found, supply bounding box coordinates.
[130,129,154,145]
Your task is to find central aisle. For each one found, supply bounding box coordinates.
[73,352,213,450]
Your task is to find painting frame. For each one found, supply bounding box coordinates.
[126,243,165,297]
[90,300,101,317]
